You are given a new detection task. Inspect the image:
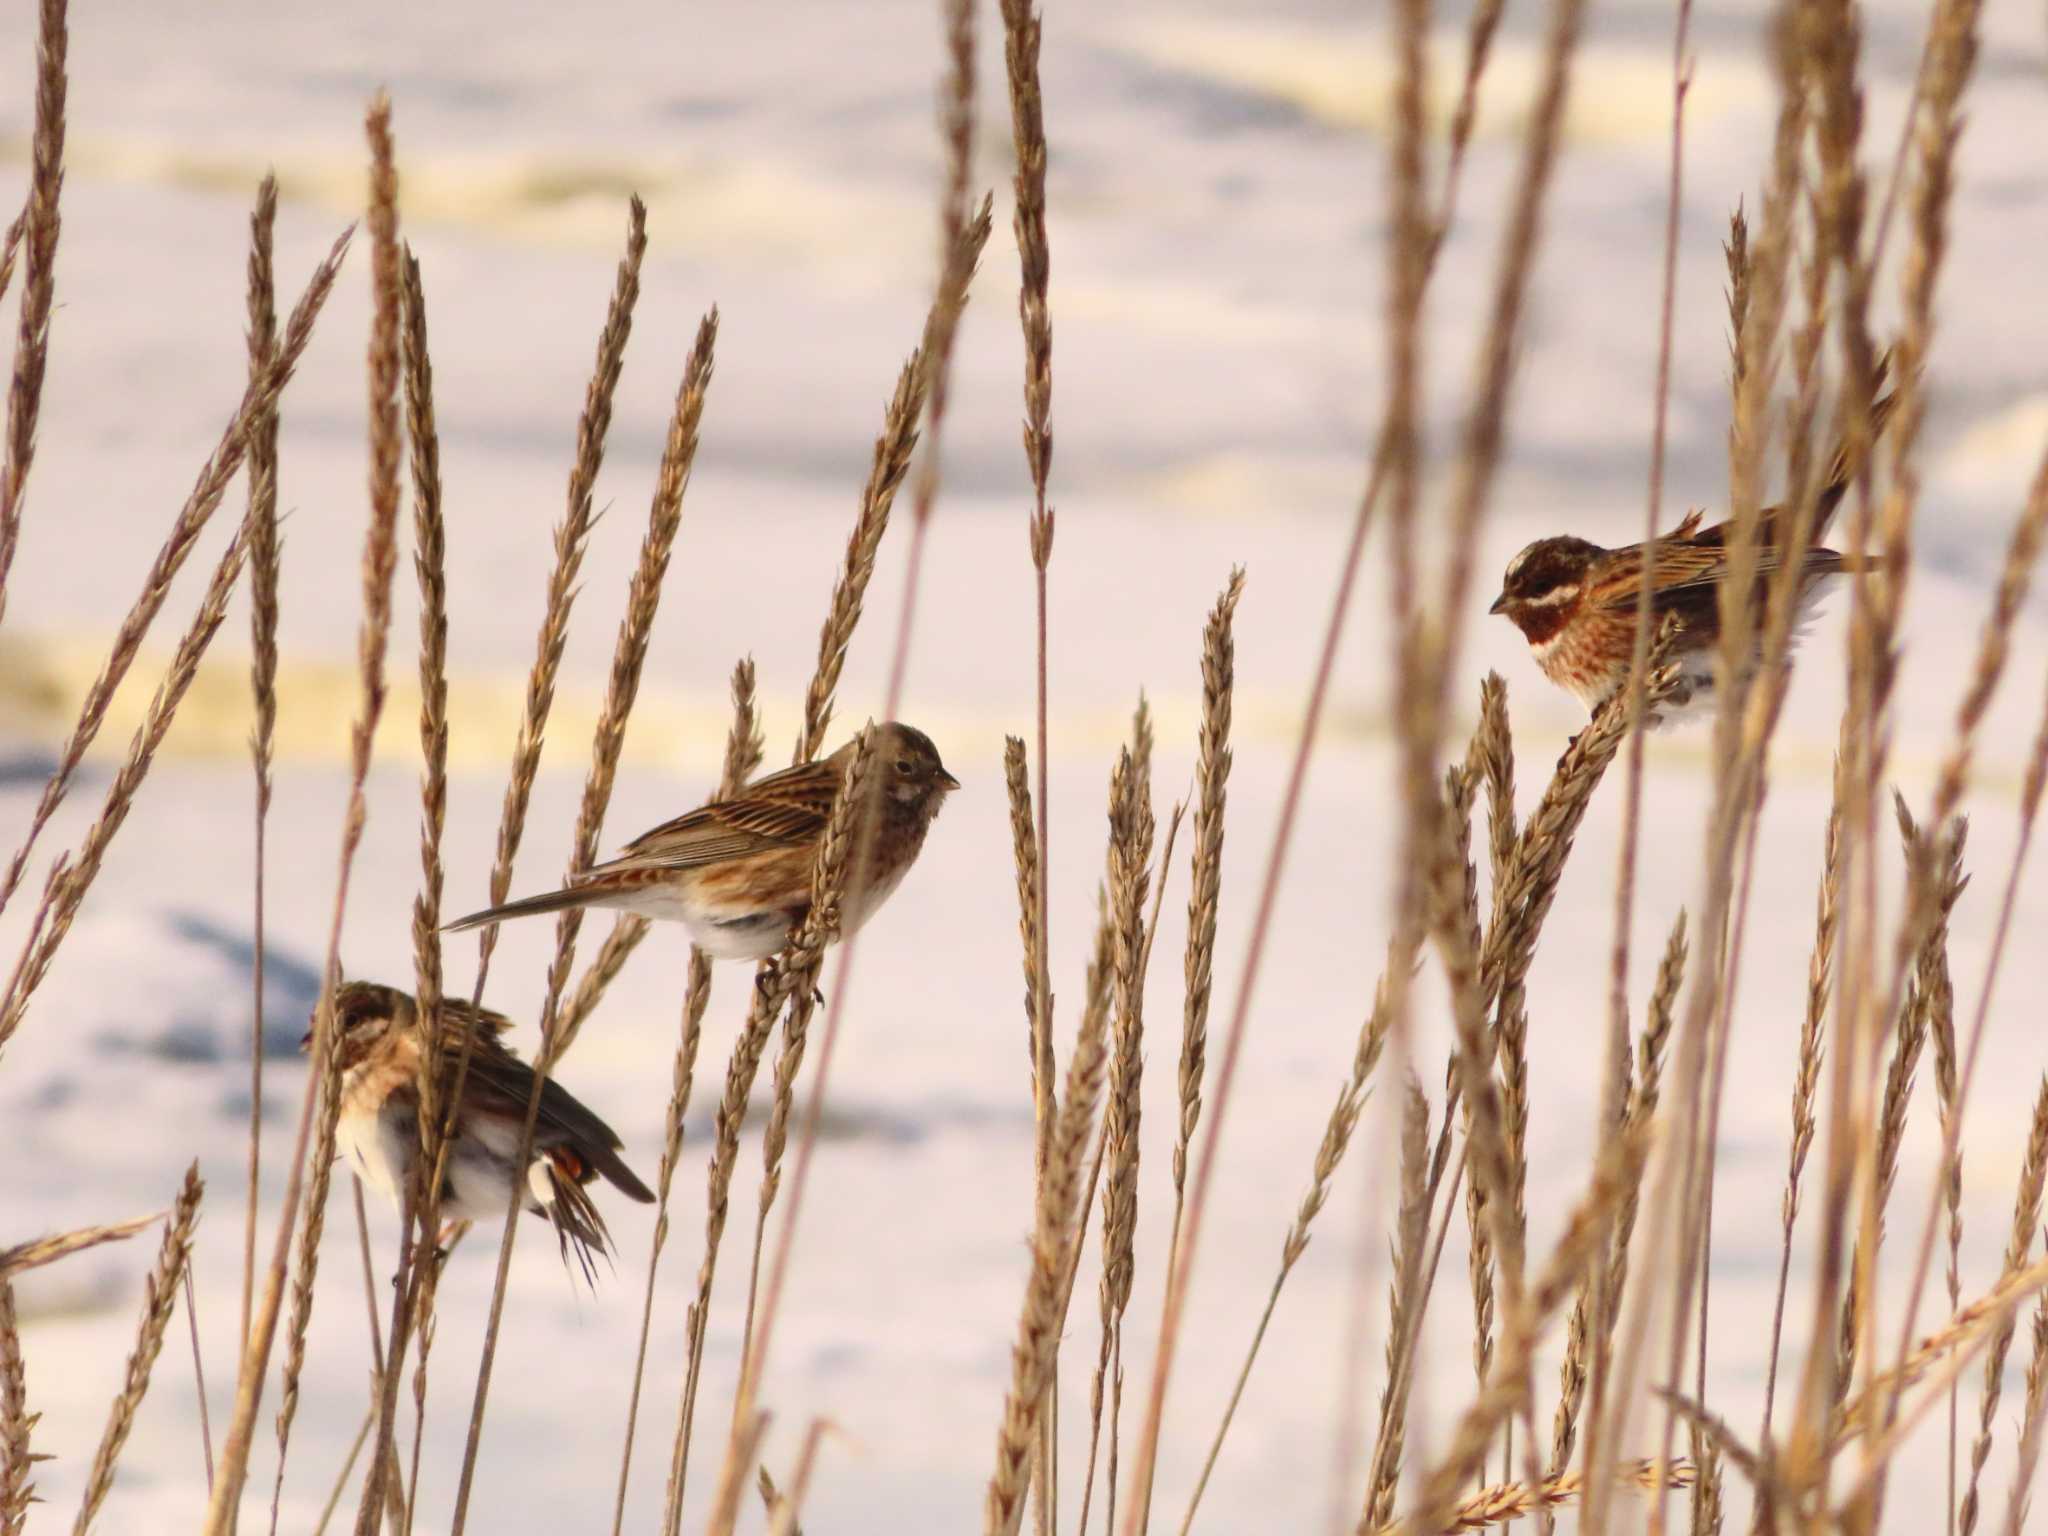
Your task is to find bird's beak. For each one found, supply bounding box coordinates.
[299,1027,314,1051]
[937,767,961,791]
[1488,591,1508,616]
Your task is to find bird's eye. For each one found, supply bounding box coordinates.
[895,758,914,776]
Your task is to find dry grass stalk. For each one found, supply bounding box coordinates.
[610,660,761,1536]
[1833,809,1965,1405]
[0,459,263,1053]
[663,735,879,1535]
[985,914,1118,1536]
[1374,1458,1698,1535]
[388,240,449,1536]
[456,192,647,994]
[1079,741,1153,1536]
[200,110,393,1536]
[1957,1079,2048,1536]
[1399,1125,1649,1536]
[0,1213,162,1279]
[1761,771,1843,1435]
[1834,1256,2048,1449]
[1470,674,1517,912]
[455,283,714,1536]
[1171,570,1244,1261]
[0,1280,30,1536]
[0,216,349,960]
[1361,1078,1434,1531]
[2002,1285,2048,1536]
[1004,738,1049,1135]
[241,171,283,1357]
[72,1164,202,1535]
[758,1421,828,1536]
[1547,911,1686,1531]
[0,0,67,629]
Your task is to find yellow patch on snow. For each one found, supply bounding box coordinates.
[1113,23,1768,147]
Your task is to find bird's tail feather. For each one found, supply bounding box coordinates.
[442,885,595,934]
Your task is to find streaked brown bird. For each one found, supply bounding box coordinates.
[309,980,655,1280]
[444,721,958,960]
[1490,388,1898,719]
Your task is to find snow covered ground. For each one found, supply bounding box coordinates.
[1,0,2046,1531]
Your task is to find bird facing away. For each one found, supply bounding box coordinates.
[1489,387,1898,719]
[309,980,655,1281]
[444,721,958,961]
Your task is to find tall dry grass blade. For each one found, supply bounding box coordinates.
[986,914,1118,1536]
[542,302,719,1073]
[0,0,67,630]
[1004,737,1051,1150]
[0,439,269,1056]
[612,660,760,1536]
[1546,911,1686,1534]
[1397,1126,1649,1536]
[997,25,1060,1519]
[1170,569,1244,1260]
[1356,1078,1433,1532]
[2001,1284,2048,1536]
[242,171,283,1359]
[0,1280,29,1536]
[1761,770,1842,1438]
[702,205,994,1536]
[201,106,394,1536]
[0,1213,162,1279]
[71,1164,201,1536]
[0,216,349,963]
[1957,1080,2048,1535]
[1374,1459,1699,1536]
[759,1419,828,1536]
[450,273,707,1536]
[661,732,875,1536]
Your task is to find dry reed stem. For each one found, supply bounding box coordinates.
[997,15,1059,1519]
[242,172,282,1359]
[387,242,448,1536]
[0,1213,162,1279]
[0,0,67,630]
[0,217,348,971]
[1761,769,1843,1437]
[610,661,760,1536]
[454,278,710,1536]
[1471,675,1516,914]
[199,111,392,1536]
[1399,1126,1649,1536]
[1079,743,1151,1536]
[986,914,1118,1536]
[2002,1283,2048,1536]
[1545,911,1686,1531]
[0,1281,29,1536]
[0,452,264,1054]
[759,1420,828,1536]
[1174,567,1237,1252]
[1868,442,2048,1506]
[707,212,995,1536]
[1373,1458,1698,1536]
[1004,738,1049,1135]
[1957,1080,2048,1536]
[1356,1079,1433,1532]
[745,727,880,1311]
[72,1164,201,1535]
[336,97,404,1536]
[665,735,878,1536]
[558,916,650,1043]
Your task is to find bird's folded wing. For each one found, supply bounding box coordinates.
[452,1038,631,1156]
[599,760,837,872]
